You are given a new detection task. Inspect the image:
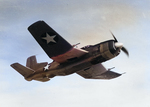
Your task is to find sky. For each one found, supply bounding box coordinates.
[0,0,150,107]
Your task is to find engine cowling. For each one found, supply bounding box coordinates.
[100,40,120,60]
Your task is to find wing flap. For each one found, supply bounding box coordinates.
[11,63,34,77]
[51,48,88,63]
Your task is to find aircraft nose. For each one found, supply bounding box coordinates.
[115,42,123,49]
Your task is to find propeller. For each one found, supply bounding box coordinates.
[110,31,129,56]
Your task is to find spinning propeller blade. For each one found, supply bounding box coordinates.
[110,31,129,56]
[122,47,129,56]
[110,31,118,42]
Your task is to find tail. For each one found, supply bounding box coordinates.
[11,63,34,78]
[11,56,49,82]
[26,55,48,70]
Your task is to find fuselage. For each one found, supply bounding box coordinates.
[26,40,120,81]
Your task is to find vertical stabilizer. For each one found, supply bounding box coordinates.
[26,55,48,70]
[26,55,37,70]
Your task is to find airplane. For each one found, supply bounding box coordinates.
[11,21,129,82]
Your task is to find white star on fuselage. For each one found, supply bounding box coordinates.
[43,64,50,71]
[42,33,56,44]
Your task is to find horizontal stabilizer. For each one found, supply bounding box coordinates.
[11,63,34,78]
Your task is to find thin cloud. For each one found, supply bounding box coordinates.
[0,0,150,107]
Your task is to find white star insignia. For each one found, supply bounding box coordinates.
[43,64,50,71]
[42,33,57,44]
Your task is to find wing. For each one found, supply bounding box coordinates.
[76,63,121,79]
[28,21,88,63]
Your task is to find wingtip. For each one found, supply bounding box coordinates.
[10,63,18,67]
[28,20,44,31]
